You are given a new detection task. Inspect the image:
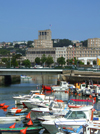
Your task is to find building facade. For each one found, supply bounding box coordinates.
[55,47,67,62]
[26,30,100,65]
[26,48,55,63]
[88,38,100,48]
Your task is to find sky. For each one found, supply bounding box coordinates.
[0,0,100,42]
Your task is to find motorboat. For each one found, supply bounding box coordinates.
[41,105,94,134]
[51,81,75,92]
[31,100,69,119]
[0,126,43,134]
[0,115,25,123]
[13,90,40,105]
[21,93,55,109]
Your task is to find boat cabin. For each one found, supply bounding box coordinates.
[64,106,93,121]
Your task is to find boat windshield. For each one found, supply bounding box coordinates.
[32,96,43,101]
[64,110,86,119]
[64,110,71,118]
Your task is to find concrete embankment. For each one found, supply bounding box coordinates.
[61,70,100,84]
[0,75,20,86]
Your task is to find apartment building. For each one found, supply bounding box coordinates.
[55,47,67,62]
[66,46,100,59]
[88,38,100,48]
[26,48,55,63]
[34,29,53,48]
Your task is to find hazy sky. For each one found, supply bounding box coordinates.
[0,0,100,42]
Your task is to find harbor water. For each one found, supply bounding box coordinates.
[0,74,100,133]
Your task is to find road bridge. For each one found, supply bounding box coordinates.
[0,69,63,75]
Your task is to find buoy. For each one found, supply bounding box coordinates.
[2,108,7,112]
[26,112,31,119]
[2,105,9,109]
[20,127,28,134]
[0,103,5,107]
[9,123,16,128]
[27,119,33,126]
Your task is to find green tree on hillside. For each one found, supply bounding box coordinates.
[11,57,18,68]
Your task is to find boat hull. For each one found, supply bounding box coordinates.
[0,126,43,134]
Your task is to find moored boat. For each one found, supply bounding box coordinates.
[13,90,40,105]
[40,105,94,134]
[51,81,75,92]
[0,115,25,123]
[0,126,43,134]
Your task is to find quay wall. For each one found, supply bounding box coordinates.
[62,70,100,84]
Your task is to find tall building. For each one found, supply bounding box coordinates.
[88,38,100,48]
[34,29,53,48]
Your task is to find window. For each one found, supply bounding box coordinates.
[67,111,86,119]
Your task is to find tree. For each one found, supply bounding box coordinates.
[87,61,90,65]
[11,57,18,68]
[35,57,40,64]
[93,60,96,65]
[14,54,22,59]
[22,59,31,68]
[80,40,87,47]
[41,54,47,66]
[27,41,33,47]
[14,44,19,49]
[0,49,10,55]
[2,58,8,63]
[53,39,73,47]
[46,55,54,67]
[57,57,66,66]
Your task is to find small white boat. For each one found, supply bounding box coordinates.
[31,100,68,119]
[51,81,75,92]
[13,90,40,104]
[0,115,25,123]
[21,93,55,109]
[21,75,33,82]
[41,105,93,134]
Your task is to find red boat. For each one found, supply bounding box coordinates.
[42,85,52,92]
